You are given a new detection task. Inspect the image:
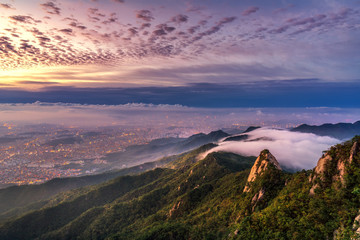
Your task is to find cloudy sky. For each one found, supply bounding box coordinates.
[0,0,359,107]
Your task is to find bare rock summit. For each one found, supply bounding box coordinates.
[244,149,282,193]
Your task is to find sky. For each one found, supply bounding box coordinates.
[0,0,359,107]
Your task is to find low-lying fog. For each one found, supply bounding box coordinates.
[202,128,341,170]
[1,102,360,134]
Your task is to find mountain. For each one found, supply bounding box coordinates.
[0,130,229,222]
[243,126,261,133]
[102,130,229,169]
[0,155,177,221]
[0,150,256,240]
[224,134,249,142]
[174,130,229,152]
[223,126,260,142]
[1,136,360,239]
[292,121,360,139]
[309,137,360,194]
[243,149,282,192]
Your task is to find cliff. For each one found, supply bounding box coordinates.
[309,138,360,195]
[244,149,282,192]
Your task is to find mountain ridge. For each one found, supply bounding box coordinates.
[0,129,229,219]
[292,121,360,139]
[1,134,360,239]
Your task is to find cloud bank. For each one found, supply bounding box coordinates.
[1,80,360,108]
[0,102,359,138]
[203,128,340,170]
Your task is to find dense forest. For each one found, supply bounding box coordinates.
[0,136,359,240]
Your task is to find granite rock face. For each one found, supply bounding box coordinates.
[353,211,360,238]
[310,140,360,195]
[244,149,281,193]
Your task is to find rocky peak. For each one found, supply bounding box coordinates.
[310,138,360,195]
[244,149,281,192]
[309,153,339,195]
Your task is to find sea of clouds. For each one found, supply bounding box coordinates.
[201,127,340,170]
[1,102,360,129]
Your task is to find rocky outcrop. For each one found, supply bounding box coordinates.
[334,210,360,239]
[244,149,282,192]
[350,141,359,164]
[353,211,360,239]
[309,154,336,195]
[251,188,265,211]
[251,188,265,203]
[310,139,360,195]
[243,150,283,212]
[168,201,182,218]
